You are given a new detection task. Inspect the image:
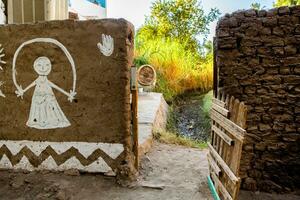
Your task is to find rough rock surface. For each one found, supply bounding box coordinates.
[216,6,300,192]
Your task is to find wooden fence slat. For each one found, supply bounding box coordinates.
[211,109,245,141]
[212,103,229,117]
[230,103,247,176]
[212,125,233,146]
[225,95,230,109]
[211,172,233,200]
[236,102,247,129]
[212,98,226,108]
[208,143,239,184]
[208,93,247,200]
[229,96,235,112]
[231,99,240,123]
[208,153,221,177]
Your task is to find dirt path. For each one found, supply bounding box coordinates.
[0,142,299,200]
[0,142,212,200]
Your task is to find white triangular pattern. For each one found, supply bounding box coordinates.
[0,140,124,173]
[0,140,124,159]
[0,141,24,155]
[38,156,58,170]
[84,157,112,173]
[24,142,49,156]
[58,156,82,170]
[14,156,34,171]
[0,154,13,169]
[97,143,124,159]
[48,142,75,155]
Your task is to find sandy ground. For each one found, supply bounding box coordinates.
[0,142,299,200]
[0,142,211,200]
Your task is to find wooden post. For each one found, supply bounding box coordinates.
[131,66,139,169]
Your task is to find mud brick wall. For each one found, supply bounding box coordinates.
[0,19,136,178]
[216,6,300,192]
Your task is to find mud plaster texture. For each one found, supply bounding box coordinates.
[215,6,300,192]
[0,19,134,143]
[0,19,136,178]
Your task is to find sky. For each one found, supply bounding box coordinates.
[107,0,274,40]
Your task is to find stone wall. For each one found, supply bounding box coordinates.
[216,6,300,192]
[0,19,136,179]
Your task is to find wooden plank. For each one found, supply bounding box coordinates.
[225,94,230,109]
[208,143,239,184]
[231,103,247,175]
[212,125,233,146]
[231,99,240,123]
[211,171,233,200]
[8,0,14,24]
[211,109,245,141]
[236,102,247,129]
[229,96,235,113]
[212,97,225,108]
[212,103,229,117]
[131,66,139,169]
[208,153,221,177]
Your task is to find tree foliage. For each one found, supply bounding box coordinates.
[274,0,300,7]
[137,0,220,53]
[251,2,265,10]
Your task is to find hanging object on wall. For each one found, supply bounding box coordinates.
[97,34,114,56]
[12,38,77,130]
[137,64,157,92]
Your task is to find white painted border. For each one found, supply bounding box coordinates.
[0,140,124,173]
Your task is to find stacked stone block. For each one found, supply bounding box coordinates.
[216,6,300,192]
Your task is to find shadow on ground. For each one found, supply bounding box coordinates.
[0,142,299,200]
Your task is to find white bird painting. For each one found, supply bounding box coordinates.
[0,44,6,70]
[97,34,114,57]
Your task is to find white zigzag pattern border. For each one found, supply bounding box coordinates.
[0,140,124,173]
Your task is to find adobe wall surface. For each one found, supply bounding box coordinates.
[216,6,300,192]
[0,19,135,177]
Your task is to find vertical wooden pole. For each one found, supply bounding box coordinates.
[131,66,139,169]
[32,0,35,22]
[7,0,13,24]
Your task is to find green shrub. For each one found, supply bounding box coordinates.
[135,37,213,101]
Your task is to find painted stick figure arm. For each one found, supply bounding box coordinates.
[48,81,76,103]
[15,81,36,98]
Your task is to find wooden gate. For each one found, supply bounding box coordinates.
[207,91,247,200]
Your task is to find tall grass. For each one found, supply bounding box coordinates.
[135,37,213,101]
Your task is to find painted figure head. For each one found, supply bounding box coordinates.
[34,57,52,76]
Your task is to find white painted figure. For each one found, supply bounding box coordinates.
[15,57,76,129]
[0,0,6,24]
[13,38,77,129]
[97,34,114,56]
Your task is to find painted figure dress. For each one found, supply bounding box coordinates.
[26,76,71,129]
